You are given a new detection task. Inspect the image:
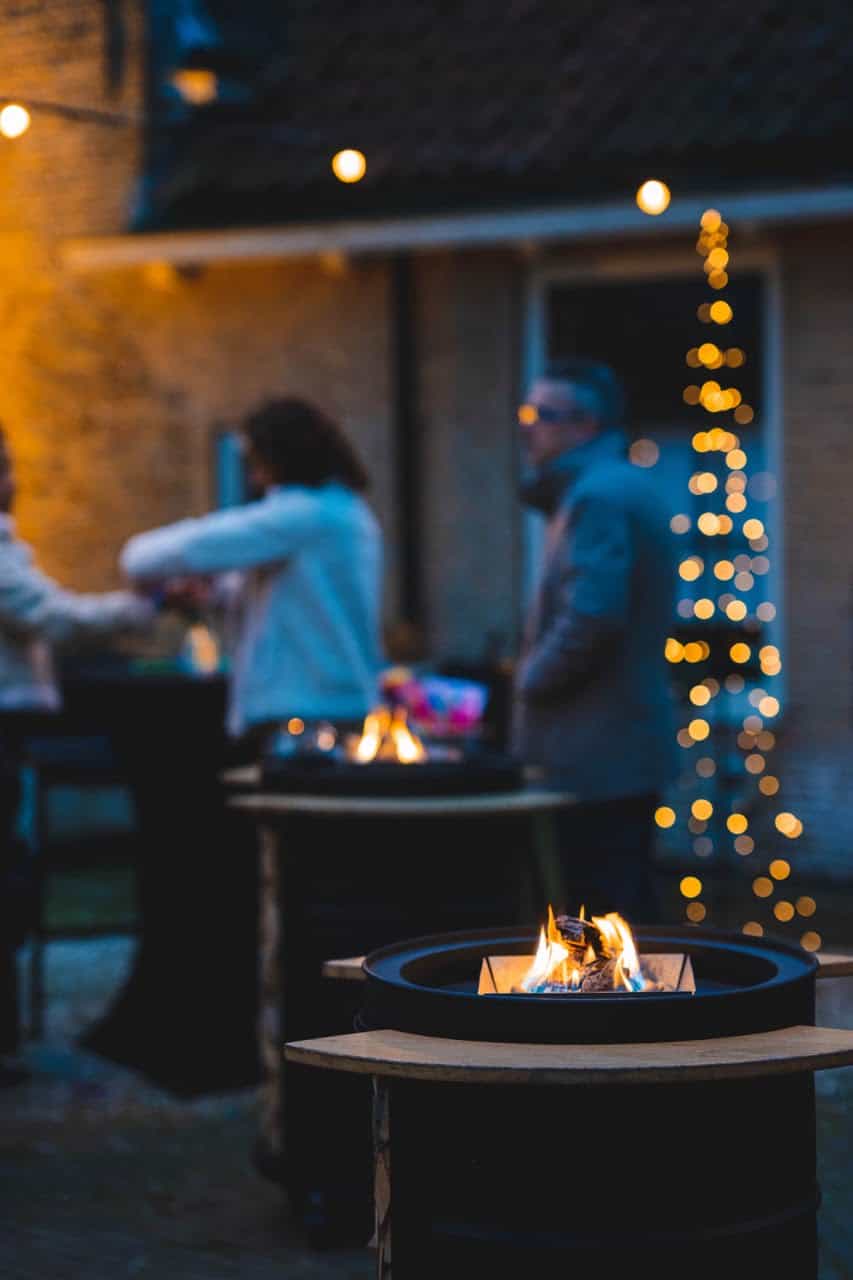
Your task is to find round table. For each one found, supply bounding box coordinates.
[226,774,574,1245]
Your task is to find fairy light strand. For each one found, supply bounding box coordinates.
[662,210,815,951]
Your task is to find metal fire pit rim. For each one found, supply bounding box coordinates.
[363,922,818,1006]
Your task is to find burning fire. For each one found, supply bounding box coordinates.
[520,905,646,994]
[349,705,427,765]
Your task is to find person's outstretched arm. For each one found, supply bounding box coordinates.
[0,555,152,648]
[121,492,321,581]
[517,490,633,700]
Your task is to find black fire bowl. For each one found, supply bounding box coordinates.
[360,923,817,1043]
[260,747,525,797]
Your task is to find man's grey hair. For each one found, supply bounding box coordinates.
[545,359,625,430]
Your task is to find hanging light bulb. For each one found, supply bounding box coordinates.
[636,180,671,215]
[0,103,30,138]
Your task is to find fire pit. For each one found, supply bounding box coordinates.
[260,706,524,796]
[288,914,853,1278]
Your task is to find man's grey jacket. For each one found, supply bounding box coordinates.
[513,431,678,803]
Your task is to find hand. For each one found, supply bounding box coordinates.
[162,577,213,616]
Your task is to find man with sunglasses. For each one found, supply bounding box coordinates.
[513,359,676,922]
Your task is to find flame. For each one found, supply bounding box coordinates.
[350,705,427,764]
[591,912,645,992]
[389,706,427,763]
[518,904,646,994]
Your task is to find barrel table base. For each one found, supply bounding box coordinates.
[287,1025,853,1280]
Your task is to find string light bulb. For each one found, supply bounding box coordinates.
[0,103,30,138]
[636,179,671,215]
[331,148,367,183]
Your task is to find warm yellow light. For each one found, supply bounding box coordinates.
[636,179,671,215]
[714,560,734,580]
[691,430,709,450]
[694,598,715,619]
[664,637,684,663]
[800,931,822,953]
[332,148,367,183]
[688,718,710,741]
[725,449,746,469]
[743,921,764,937]
[518,403,538,426]
[758,696,780,718]
[759,775,780,796]
[753,876,774,898]
[742,518,764,540]
[670,514,691,534]
[730,642,751,663]
[717,514,734,534]
[770,859,791,881]
[697,513,720,537]
[759,646,780,664]
[708,270,729,289]
[654,805,676,828]
[745,753,765,774]
[679,557,703,582]
[692,799,713,820]
[726,600,747,621]
[706,247,729,270]
[726,492,747,514]
[689,684,711,706]
[727,813,748,834]
[686,901,707,923]
[680,875,703,899]
[683,642,706,663]
[709,300,733,324]
[700,208,722,231]
[775,812,803,838]
[287,717,305,735]
[774,901,795,923]
[0,103,31,139]
[698,343,721,365]
[796,896,817,917]
[170,68,218,104]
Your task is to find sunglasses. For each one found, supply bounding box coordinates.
[517,403,587,426]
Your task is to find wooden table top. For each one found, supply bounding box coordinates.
[286,1024,853,1086]
[225,774,575,818]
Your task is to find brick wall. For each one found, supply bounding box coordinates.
[769,223,853,883]
[0,2,397,607]
[416,248,523,661]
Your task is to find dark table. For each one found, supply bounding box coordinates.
[227,774,574,1244]
[56,664,262,1096]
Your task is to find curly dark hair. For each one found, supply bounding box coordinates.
[241,398,370,492]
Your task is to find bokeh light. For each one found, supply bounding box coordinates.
[636,179,671,215]
[332,148,367,183]
[0,103,31,138]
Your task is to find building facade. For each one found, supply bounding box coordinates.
[2,2,853,896]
